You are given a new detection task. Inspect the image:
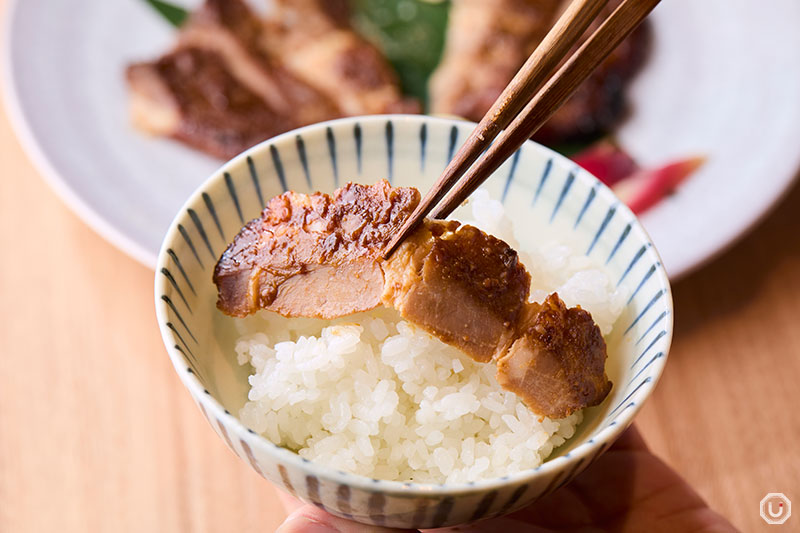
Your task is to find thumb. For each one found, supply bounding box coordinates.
[276,505,419,533]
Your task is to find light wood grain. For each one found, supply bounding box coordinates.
[1,10,799,533]
[0,59,286,533]
[635,181,800,531]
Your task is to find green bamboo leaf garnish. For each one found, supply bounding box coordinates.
[144,0,189,28]
[353,0,450,108]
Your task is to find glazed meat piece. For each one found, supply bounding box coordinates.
[177,0,340,127]
[126,0,339,159]
[127,0,417,158]
[430,0,650,145]
[266,0,420,115]
[497,294,611,419]
[382,221,531,363]
[214,182,611,418]
[127,47,295,160]
[214,181,420,319]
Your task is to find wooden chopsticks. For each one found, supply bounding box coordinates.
[384,0,661,258]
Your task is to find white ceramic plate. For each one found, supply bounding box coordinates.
[4,0,800,277]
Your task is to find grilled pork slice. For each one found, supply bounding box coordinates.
[213,181,420,319]
[382,221,531,363]
[125,0,341,159]
[126,48,296,160]
[177,0,340,127]
[497,294,612,419]
[429,0,650,145]
[213,182,611,418]
[267,0,420,115]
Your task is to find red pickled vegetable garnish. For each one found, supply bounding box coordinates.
[613,156,705,214]
[571,140,705,214]
[572,139,639,187]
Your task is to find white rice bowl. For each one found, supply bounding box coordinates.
[234,191,627,484]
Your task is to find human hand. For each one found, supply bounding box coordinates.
[276,426,736,532]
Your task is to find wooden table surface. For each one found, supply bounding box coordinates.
[2,42,799,533]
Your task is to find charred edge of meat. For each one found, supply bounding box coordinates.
[126,47,294,160]
[214,181,421,318]
[497,293,612,419]
[383,221,530,363]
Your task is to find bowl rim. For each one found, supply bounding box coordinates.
[155,114,673,495]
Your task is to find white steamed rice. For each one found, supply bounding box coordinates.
[234,190,627,483]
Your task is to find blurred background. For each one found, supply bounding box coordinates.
[1,0,799,531]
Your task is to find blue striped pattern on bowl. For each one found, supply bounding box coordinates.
[155,115,672,529]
